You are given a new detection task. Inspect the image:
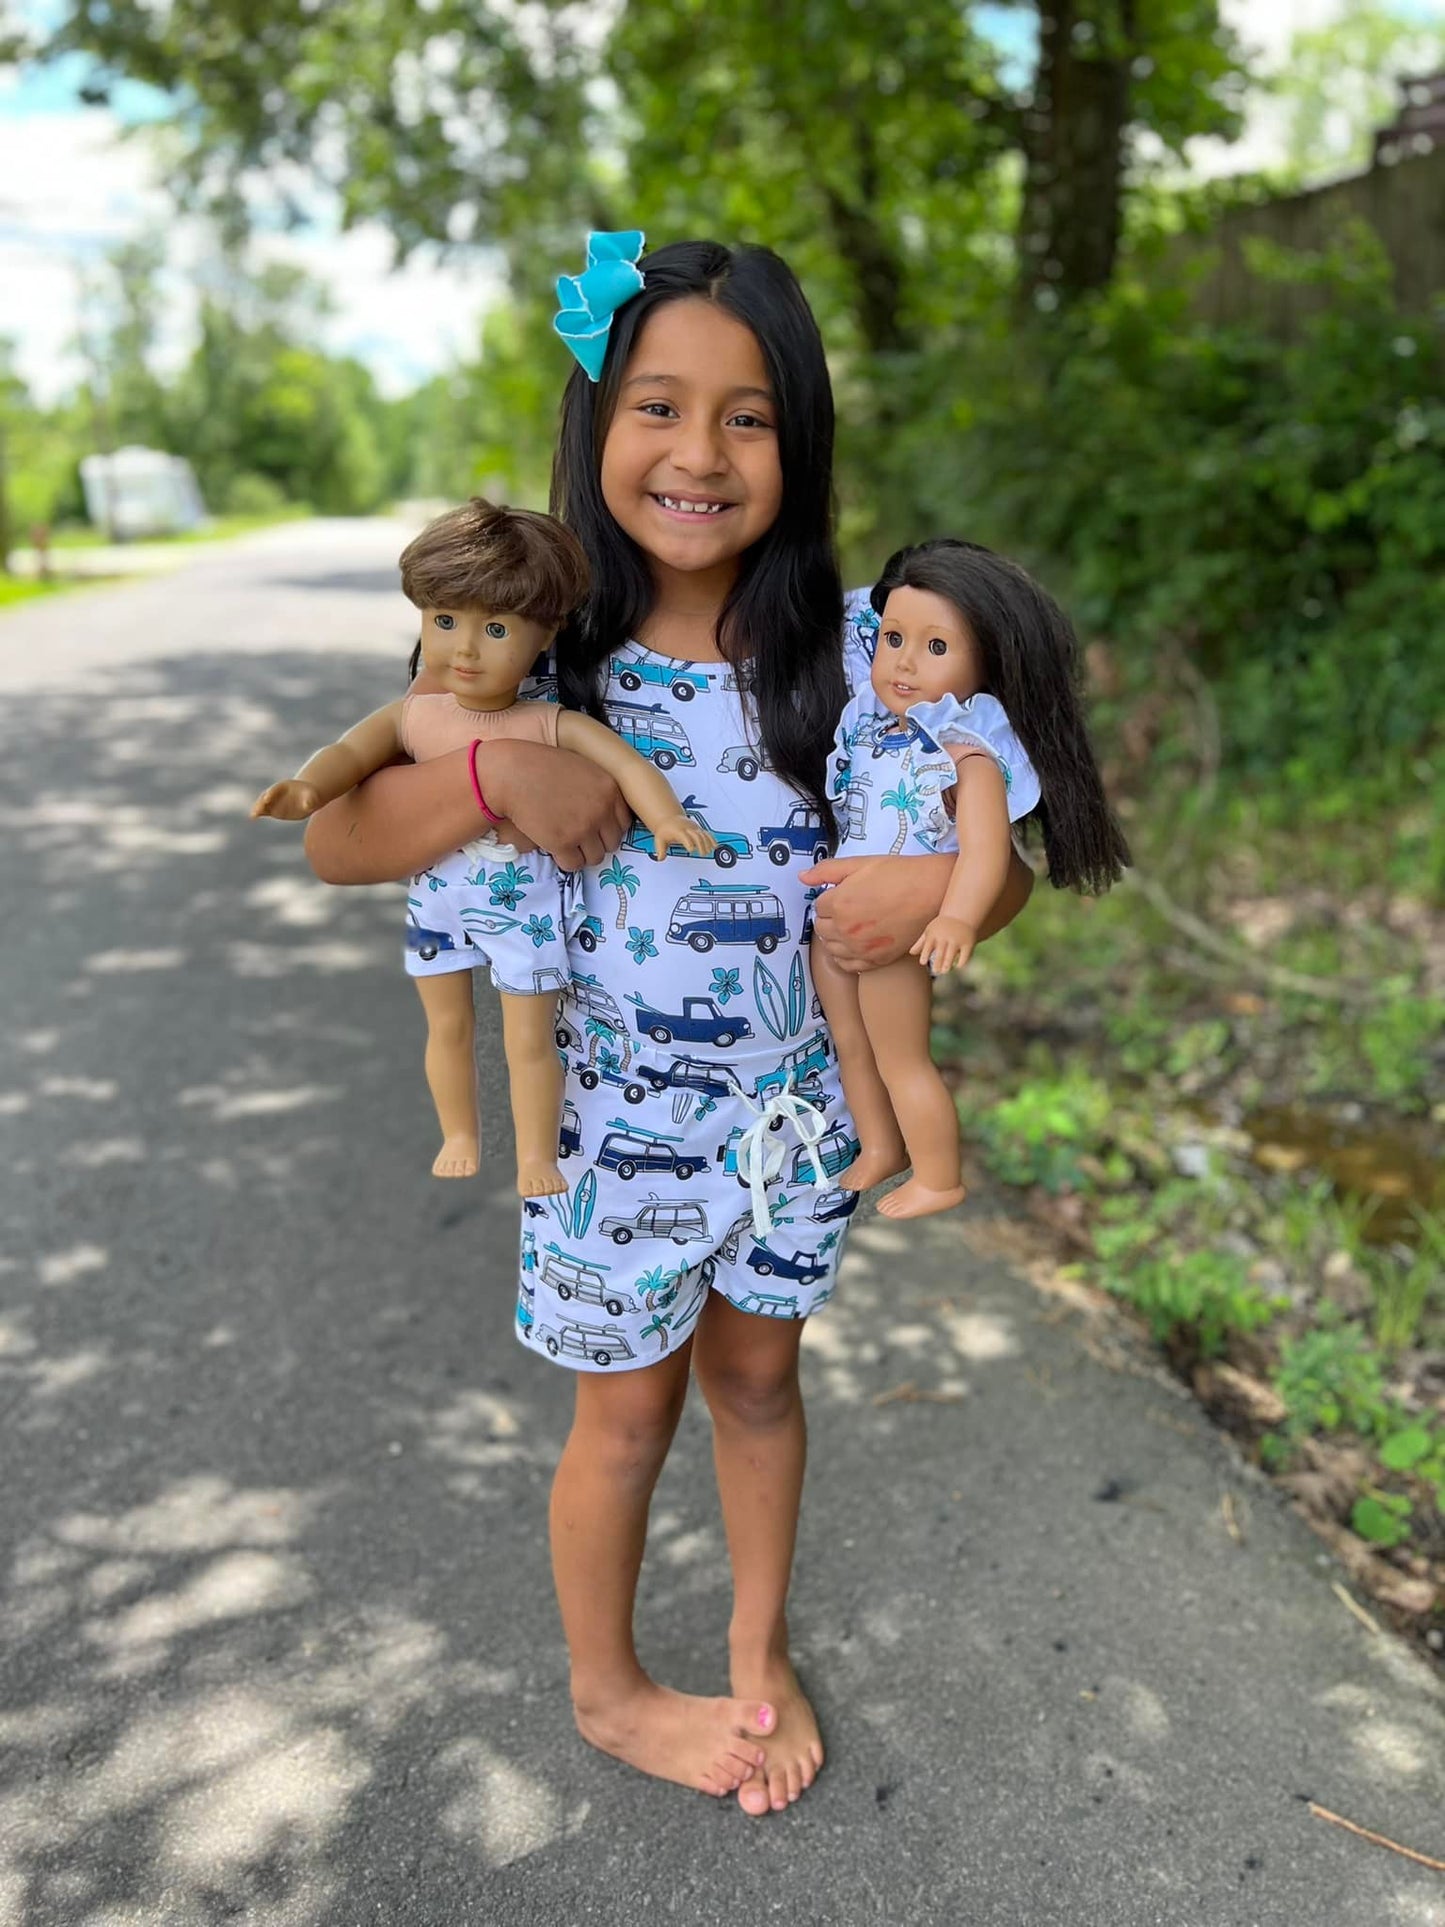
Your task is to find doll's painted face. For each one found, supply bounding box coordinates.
[872,586,986,716]
[418,606,556,710]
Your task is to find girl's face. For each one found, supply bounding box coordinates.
[417,606,554,707]
[872,587,986,715]
[599,298,784,582]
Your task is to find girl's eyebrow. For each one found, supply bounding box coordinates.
[622,373,774,404]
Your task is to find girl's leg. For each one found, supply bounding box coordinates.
[414,972,480,1178]
[857,957,967,1219]
[810,939,907,1190]
[497,989,567,1196]
[552,1346,775,1797]
[692,1294,823,1816]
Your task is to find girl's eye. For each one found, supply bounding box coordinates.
[638,401,677,419]
[728,412,771,431]
[486,621,508,639]
[435,614,455,631]
[928,637,948,656]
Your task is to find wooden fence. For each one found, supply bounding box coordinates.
[1164,145,1445,332]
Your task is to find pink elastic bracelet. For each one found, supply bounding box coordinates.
[467,739,502,827]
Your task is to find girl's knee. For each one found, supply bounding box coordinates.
[570,1377,687,1482]
[696,1356,801,1431]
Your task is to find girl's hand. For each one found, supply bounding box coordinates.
[801,849,1034,973]
[491,741,633,869]
[648,815,716,860]
[911,915,977,976]
[251,779,323,821]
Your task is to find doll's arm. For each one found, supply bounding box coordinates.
[251,703,406,821]
[910,751,1012,974]
[554,710,716,858]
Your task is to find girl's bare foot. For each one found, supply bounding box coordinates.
[729,1651,823,1814]
[516,1161,568,1196]
[877,1177,967,1219]
[836,1141,909,1192]
[572,1681,774,1797]
[432,1134,479,1178]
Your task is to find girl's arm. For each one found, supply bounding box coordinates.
[251,703,406,820]
[802,841,1033,975]
[554,710,715,857]
[302,739,634,885]
[909,752,1011,975]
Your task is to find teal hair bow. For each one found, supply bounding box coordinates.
[553,230,646,381]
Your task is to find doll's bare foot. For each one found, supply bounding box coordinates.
[877,1176,967,1219]
[836,1139,909,1192]
[432,1134,479,1179]
[572,1680,773,1798]
[516,1160,568,1197]
[729,1647,824,1815]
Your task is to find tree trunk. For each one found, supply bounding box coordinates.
[1017,0,1135,308]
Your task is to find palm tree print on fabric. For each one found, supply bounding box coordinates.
[584,1016,633,1069]
[883,780,922,854]
[640,1310,675,1352]
[599,856,640,929]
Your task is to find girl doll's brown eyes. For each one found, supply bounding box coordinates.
[928,637,948,656]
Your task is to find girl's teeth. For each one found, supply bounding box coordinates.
[659,496,726,515]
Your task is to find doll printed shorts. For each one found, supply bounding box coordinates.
[516,1033,860,1374]
[403,839,571,996]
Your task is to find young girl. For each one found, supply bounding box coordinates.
[303,235,1034,1817]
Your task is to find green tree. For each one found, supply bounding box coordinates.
[1271,0,1445,185]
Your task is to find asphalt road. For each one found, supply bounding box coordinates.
[2,519,1443,1927]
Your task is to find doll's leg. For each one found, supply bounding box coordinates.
[498,990,568,1197]
[856,958,967,1220]
[810,939,908,1191]
[414,972,480,1178]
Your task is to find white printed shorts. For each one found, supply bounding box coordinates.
[403,841,571,996]
[515,1033,861,1374]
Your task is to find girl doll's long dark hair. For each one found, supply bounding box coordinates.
[872,540,1130,893]
[550,239,846,840]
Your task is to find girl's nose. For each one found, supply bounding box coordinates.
[669,419,726,477]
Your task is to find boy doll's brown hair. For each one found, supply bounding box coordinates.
[399,498,589,626]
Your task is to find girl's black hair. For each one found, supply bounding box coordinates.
[549,239,846,839]
[872,540,1131,893]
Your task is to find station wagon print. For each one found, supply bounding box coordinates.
[603,700,696,770]
[533,1320,637,1367]
[598,1197,713,1246]
[539,1242,640,1320]
[610,654,711,701]
[596,1117,710,1181]
[716,743,771,781]
[666,881,787,954]
[624,795,753,866]
[755,1030,831,1101]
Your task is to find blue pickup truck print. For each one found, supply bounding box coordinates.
[745,1243,830,1286]
[610,655,711,701]
[626,995,754,1048]
[576,1060,649,1104]
[624,795,753,867]
[760,804,830,866]
[404,919,457,962]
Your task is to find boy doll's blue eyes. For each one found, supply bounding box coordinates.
[486,621,508,638]
[433,614,508,638]
[435,614,455,630]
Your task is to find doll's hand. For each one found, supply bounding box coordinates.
[649,815,716,860]
[251,780,323,821]
[910,915,977,976]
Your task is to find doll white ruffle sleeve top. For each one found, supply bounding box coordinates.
[829,685,1041,860]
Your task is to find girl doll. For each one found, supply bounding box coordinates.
[298,234,1034,1819]
[250,497,715,1192]
[814,539,1130,1220]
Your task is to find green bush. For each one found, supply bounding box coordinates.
[223,472,291,516]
